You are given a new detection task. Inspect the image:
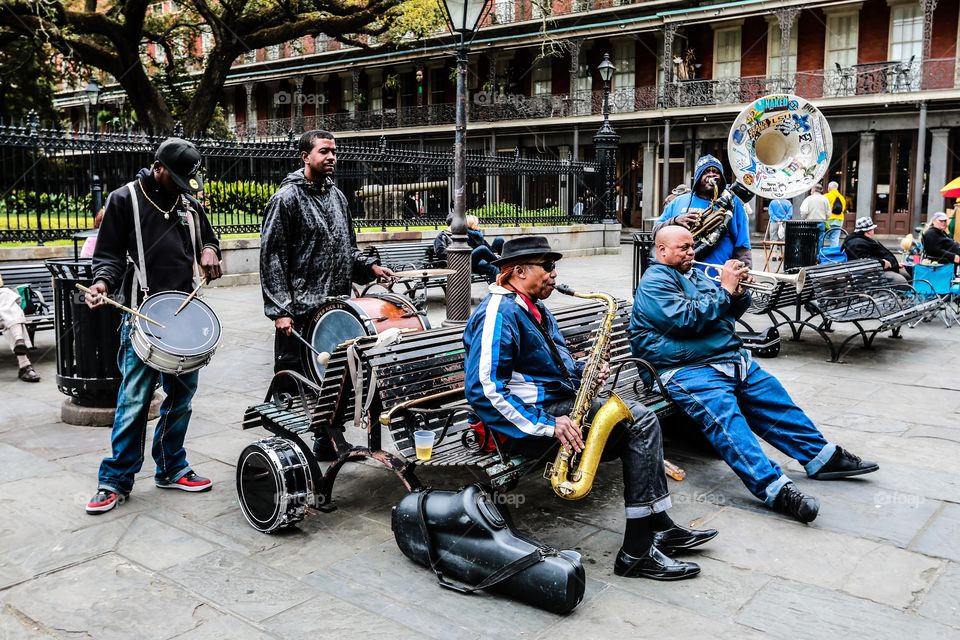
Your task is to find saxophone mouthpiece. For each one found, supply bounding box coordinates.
[555,283,575,296]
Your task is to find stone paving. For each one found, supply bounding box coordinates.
[1,249,959,639]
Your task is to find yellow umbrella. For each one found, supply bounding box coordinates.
[940,176,960,198]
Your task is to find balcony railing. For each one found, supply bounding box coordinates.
[233,58,957,137]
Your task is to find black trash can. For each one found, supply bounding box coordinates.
[784,220,820,272]
[632,232,654,293]
[46,258,122,407]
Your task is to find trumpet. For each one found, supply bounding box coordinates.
[693,261,805,294]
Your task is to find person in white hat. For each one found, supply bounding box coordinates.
[842,216,911,285]
[922,212,960,267]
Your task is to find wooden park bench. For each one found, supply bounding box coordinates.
[238,299,676,530]
[742,258,941,362]
[0,262,54,341]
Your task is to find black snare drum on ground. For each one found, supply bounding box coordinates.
[236,437,315,533]
[131,291,221,375]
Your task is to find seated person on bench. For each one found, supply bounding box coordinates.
[433,213,501,284]
[0,281,41,382]
[629,226,879,524]
[464,235,716,582]
[922,211,960,269]
[842,216,912,285]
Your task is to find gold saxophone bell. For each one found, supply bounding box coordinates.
[693,261,805,294]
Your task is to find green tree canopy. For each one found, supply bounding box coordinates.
[0,0,447,134]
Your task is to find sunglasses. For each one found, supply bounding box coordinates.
[522,260,557,272]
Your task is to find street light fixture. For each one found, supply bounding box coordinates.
[593,53,620,224]
[84,80,103,219]
[438,0,490,324]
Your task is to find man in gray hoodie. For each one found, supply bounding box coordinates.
[260,130,393,381]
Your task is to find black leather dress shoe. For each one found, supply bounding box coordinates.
[653,524,719,554]
[614,546,700,581]
[809,446,879,480]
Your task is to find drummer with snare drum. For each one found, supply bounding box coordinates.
[259,129,394,390]
[83,137,222,515]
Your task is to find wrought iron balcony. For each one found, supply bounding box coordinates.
[233,58,956,137]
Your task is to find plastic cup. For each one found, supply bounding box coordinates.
[413,430,436,461]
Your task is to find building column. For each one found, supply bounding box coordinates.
[224,87,236,130]
[293,75,305,131]
[855,131,876,218]
[642,141,657,224]
[682,136,694,184]
[659,23,678,108]
[927,127,950,217]
[244,82,257,137]
[774,7,800,91]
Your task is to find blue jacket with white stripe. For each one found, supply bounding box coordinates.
[463,286,584,439]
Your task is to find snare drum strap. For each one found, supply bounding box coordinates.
[181,196,202,286]
[126,182,150,302]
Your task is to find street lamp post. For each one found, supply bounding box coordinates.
[84,81,103,219]
[593,54,620,224]
[439,0,490,324]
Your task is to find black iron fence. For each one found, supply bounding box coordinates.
[0,114,604,242]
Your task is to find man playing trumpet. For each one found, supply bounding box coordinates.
[629,227,879,524]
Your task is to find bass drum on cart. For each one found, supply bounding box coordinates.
[304,293,429,382]
[236,437,314,533]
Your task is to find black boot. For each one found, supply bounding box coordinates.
[772,483,819,523]
[810,447,879,480]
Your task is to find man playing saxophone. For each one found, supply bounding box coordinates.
[653,154,752,268]
[463,235,716,581]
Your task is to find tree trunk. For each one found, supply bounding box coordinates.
[183,46,239,134]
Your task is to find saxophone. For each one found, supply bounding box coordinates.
[544,285,634,500]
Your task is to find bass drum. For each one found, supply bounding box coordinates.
[305,293,429,382]
[236,437,314,533]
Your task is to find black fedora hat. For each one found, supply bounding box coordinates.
[492,235,563,267]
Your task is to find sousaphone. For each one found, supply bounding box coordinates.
[691,94,833,255]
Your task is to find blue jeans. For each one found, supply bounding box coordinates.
[824,220,843,247]
[666,362,835,505]
[471,246,500,283]
[98,318,200,495]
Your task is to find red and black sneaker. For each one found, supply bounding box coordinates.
[86,489,125,514]
[155,471,212,492]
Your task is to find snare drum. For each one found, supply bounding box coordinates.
[130,291,221,375]
[304,293,429,382]
[236,437,314,533]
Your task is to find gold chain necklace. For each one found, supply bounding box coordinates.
[138,179,179,219]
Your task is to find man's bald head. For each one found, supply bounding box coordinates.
[655,225,695,273]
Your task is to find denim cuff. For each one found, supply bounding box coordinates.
[624,495,672,519]
[763,474,793,507]
[804,443,838,477]
[98,483,126,497]
[168,467,192,483]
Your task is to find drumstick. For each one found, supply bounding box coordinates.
[290,327,330,365]
[174,278,206,316]
[75,283,166,329]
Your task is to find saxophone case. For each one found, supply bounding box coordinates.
[391,484,586,614]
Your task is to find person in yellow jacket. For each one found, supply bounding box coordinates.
[824,181,847,246]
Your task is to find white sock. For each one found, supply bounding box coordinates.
[17,356,30,368]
